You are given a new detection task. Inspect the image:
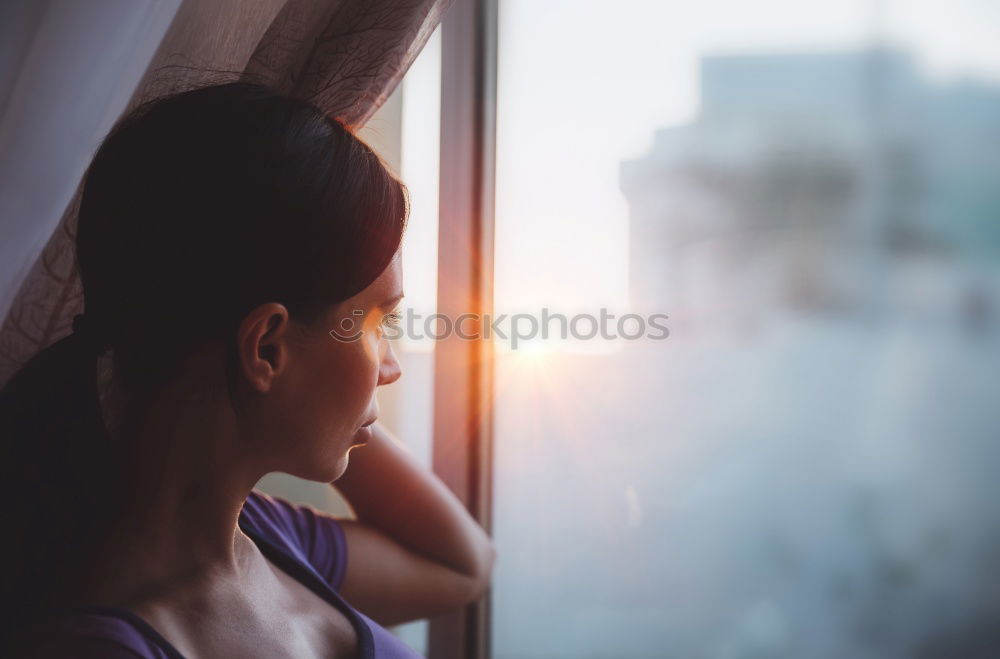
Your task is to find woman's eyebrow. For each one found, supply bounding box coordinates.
[379,293,404,309]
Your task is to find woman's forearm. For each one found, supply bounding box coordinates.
[331,421,496,582]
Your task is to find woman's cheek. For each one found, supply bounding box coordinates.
[363,336,383,392]
[343,337,380,407]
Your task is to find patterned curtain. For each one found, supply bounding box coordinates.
[0,0,449,387]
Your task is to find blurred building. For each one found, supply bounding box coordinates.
[621,47,1000,322]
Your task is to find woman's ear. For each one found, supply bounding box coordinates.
[236,303,291,393]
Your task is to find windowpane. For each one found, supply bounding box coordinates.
[492,2,1000,658]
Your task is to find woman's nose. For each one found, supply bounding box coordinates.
[378,343,402,386]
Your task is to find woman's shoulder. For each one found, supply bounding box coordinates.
[34,609,176,658]
[239,488,301,530]
[240,489,350,591]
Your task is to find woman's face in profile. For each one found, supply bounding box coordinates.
[274,251,403,482]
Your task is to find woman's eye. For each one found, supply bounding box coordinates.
[380,309,402,331]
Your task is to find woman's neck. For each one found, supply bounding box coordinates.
[82,348,267,608]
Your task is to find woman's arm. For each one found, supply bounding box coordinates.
[331,421,496,625]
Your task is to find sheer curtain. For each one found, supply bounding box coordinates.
[0,0,451,387]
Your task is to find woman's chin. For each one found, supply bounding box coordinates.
[302,448,352,483]
[300,430,369,483]
[329,436,368,478]
[318,454,351,483]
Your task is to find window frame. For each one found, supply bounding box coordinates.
[427,0,498,657]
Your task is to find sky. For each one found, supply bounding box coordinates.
[394,0,1000,350]
[491,0,1000,314]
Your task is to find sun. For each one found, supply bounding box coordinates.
[507,338,554,361]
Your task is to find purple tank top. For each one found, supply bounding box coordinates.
[49,490,424,658]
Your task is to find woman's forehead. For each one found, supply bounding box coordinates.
[358,255,404,305]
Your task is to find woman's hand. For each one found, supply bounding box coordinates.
[331,422,496,626]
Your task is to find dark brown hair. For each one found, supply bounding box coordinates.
[0,81,407,654]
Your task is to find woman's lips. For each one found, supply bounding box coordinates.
[353,424,374,445]
[352,416,377,445]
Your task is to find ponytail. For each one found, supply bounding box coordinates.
[0,324,124,654]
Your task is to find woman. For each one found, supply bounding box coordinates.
[0,82,495,658]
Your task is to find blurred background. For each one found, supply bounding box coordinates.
[487,2,1000,658]
[2,0,999,657]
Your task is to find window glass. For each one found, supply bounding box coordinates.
[492,2,1000,657]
